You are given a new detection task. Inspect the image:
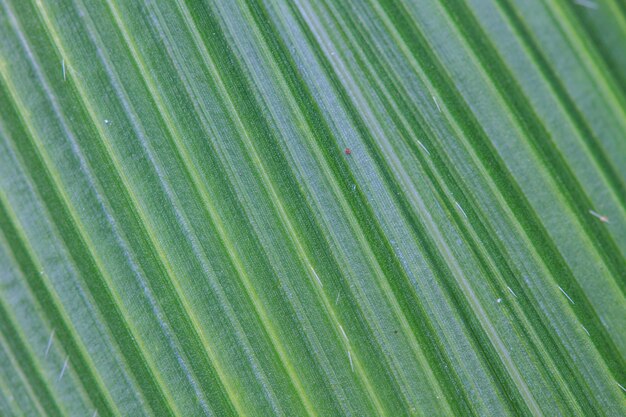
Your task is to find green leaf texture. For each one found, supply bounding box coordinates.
[0,0,625,416]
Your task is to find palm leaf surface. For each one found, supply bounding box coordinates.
[0,0,625,415]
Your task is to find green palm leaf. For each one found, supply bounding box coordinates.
[0,0,624,415]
